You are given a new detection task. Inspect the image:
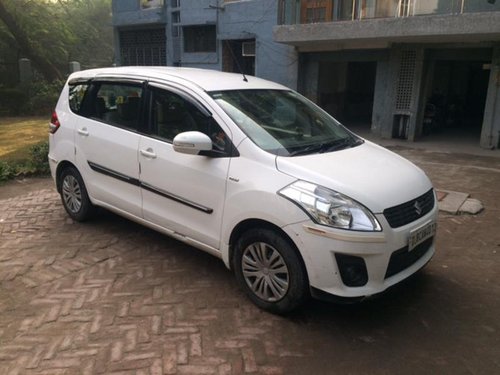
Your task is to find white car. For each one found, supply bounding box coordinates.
[49,67,438,313]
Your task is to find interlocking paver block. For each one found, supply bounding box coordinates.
[1,148,500,375]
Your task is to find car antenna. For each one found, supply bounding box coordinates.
[225,40,248,82]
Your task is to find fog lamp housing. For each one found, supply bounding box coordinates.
[335,254,368,287]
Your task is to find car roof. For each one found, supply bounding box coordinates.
[68,66,289,92]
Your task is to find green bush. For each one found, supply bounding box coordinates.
[0,88,27,116]
[27,141,50,174]
[0,78,63,116]
[0,141,50,182]
[0,161,16,182]
[26,80,63,116]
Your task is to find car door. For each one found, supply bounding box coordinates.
[139,83,233,249]
[74,80,144,217]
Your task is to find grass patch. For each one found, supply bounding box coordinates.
[0,117,50,182]
[0,117,48,161]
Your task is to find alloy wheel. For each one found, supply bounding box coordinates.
[62,175,82,214]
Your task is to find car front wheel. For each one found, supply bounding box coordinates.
[233,228,309,314]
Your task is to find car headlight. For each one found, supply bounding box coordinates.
[279,180,381,231]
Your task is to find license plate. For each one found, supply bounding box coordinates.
[408,221,437,251]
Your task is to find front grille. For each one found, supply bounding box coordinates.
[383,189,434,228]
[385,237,433,279]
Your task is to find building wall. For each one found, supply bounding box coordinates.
[218,0,298,89]
[300,43,500,148]
[274,1,500,147]
[112,0,167,67]
[112,0,166,27]
[112,0,298,89]
[172,0,218,70]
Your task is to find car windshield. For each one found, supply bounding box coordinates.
[209,89,363,156]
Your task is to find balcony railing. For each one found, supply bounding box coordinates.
[278,0,500,24]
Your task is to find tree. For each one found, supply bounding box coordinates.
[0,0,63,81]
[0,0,113,83]
[61,0,114,69]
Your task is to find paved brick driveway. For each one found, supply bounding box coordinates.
[0,148,499,374]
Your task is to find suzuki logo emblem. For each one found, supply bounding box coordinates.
[414,201,422,216]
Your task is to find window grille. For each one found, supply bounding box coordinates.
[119,28,167,66]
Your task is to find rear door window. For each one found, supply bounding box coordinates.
[88,83,143,131]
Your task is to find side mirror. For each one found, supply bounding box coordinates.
[173,131,213,155]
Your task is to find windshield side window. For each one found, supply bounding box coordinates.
[87,83,143,131]
[149,87,232,154]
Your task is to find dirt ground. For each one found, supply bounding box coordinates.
[0,147,499,374]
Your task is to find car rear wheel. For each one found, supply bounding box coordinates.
[233,228,309,314]
[60,167,95,222]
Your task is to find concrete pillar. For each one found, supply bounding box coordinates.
[113,28,121,66]
[300,59,319,103]
[378,49,401,139]
[69,61,81,73]
[408,48,426,142]
[283,46,299,90]
[166,5,175,67]
[371,59,391,137]
[480,46,500,149]
[18,58,32,85]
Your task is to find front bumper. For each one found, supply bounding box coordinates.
[282,204,438,299]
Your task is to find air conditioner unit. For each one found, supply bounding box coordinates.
[242,42,256,57]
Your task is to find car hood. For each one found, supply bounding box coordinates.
[275,141,433,213]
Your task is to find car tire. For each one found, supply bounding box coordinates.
[59,167,95,222]
[233,228,309,314]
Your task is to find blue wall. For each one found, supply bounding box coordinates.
[112,0,298,89]
[112,0,166,26]
[175,0,218,70]
[219,0,298,89]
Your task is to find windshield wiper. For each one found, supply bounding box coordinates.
[321,137,351,152]
[288,136,364,156]
[288,144,325,156]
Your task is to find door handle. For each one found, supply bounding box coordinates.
[77,128,89,136]
[140,148,157,159]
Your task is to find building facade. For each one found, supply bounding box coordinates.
[111,0,298,89]
[275,0,500,148]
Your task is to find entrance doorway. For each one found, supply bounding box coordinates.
[421,60,490,141]
[222,39,255,76]
[318,61,376,129]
